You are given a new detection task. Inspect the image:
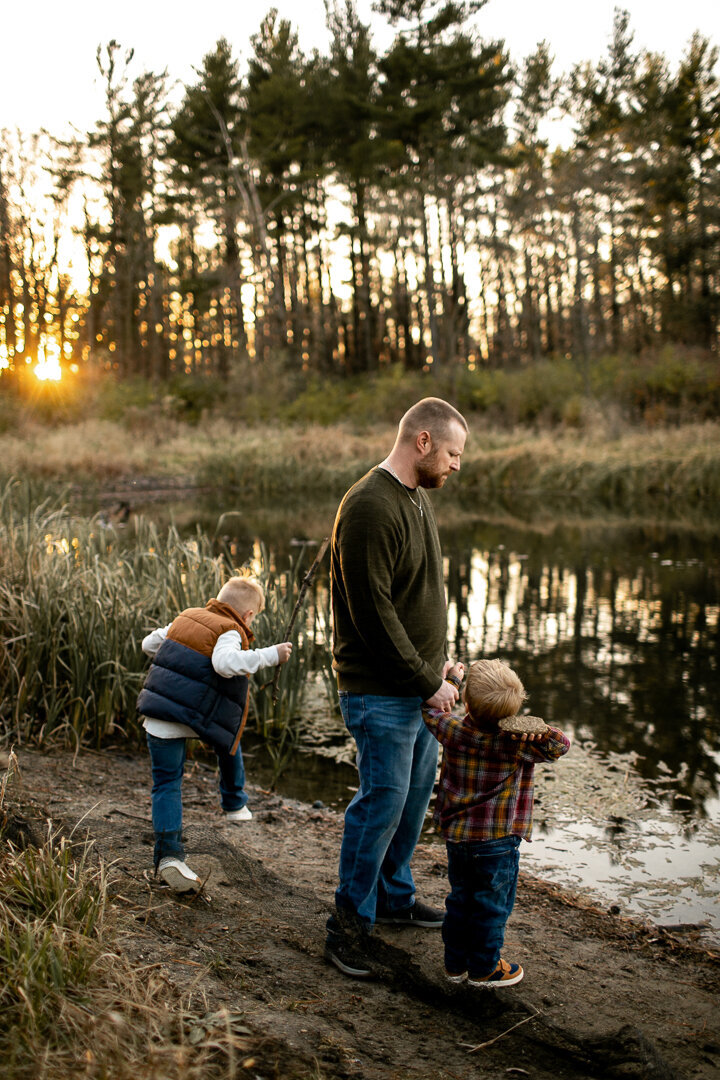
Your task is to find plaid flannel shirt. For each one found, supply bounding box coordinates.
[423,705,570,844]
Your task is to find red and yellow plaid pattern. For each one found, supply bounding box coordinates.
[423,708,570,843]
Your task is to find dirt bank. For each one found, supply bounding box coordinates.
[6,746,720,1080]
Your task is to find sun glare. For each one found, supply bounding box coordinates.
[34,339,63,381]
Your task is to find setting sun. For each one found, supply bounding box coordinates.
[34,340,62,382]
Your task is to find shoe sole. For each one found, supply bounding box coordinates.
[468,969,524,988]
[323,947,373,979]
[159,867,201,893]
[375,917,443,928]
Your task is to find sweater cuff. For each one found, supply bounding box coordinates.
[415,668,444,700]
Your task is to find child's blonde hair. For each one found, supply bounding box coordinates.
[464,658,527,723]
[217,576,265,615]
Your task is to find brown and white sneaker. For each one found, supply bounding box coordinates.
[468,958,524,987]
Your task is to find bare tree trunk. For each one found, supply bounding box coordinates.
[393,247,417,370]
[608,208,621,352]
[590,228,606,354]
[571,209,590,393]
[0,165,17,367]
[352,182,376,373]
[541,257,555,356]
[522,249,542,362]
[420,193,440,370]
[477,258,491,364]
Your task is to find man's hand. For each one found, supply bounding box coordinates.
[425,679,458,712]
[276,642,293,663]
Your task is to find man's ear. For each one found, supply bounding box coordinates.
[416,429,432,455]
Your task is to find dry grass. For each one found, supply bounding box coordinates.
[460,422,720,507]
[0,418,394,486]
[0,752,273,1080]
[1,409,719,537]
[3,414,720,507]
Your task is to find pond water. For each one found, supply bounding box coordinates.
[138,491,720,942]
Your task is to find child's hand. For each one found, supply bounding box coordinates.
[276,642,293,663]
[444,661,464,684]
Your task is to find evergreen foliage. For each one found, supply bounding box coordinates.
[0,6,718,382]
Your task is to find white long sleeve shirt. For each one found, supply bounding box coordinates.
[141,625,280,740]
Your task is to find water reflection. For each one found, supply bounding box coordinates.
[137,497,720,930]
[139,497,720,816]
[443,522,720,817]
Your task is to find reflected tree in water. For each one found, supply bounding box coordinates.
[442,523,720,815]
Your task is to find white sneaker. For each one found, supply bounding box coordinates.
[157,856,201,892]
[224,806,253,823]
[445,970,468,984]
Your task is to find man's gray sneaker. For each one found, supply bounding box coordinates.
[375,898,443,927]
[325,908,375,977]
[324,939,374,978]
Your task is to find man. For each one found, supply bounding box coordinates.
[325,397,468,977]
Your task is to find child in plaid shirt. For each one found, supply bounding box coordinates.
[423,658,570,987]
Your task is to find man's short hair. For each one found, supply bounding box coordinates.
[465,658,527,723]
[397,397,468,444]
[217,575,265,615]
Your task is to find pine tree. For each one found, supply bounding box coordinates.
[166,38,247,374]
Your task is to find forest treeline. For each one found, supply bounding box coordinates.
[0,1,719,384]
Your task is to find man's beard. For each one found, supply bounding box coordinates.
[417,451,448,489]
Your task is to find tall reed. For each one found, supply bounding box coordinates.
[249,543,334,783]
[0,480,332,761]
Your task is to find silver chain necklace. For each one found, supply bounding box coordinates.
[379,463,424,517]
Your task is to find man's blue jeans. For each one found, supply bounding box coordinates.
[443,834,521,978]
[146,733,248,867]
[335,693,438,925]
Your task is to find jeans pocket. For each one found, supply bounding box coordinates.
[469,842,519,894]
[472,860,513,894]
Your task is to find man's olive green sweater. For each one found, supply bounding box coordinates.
[330,467,448,700]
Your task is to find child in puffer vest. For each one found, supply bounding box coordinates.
[137,575,292,892]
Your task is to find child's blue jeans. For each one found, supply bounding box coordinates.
[443,834,521,978]
[146,733,248,867]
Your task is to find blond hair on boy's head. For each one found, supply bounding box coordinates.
[464,658,527,723]
[217,575,265,616]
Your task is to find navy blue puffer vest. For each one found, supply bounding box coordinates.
[137,600,253,754]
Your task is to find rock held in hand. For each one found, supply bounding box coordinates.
[498,714,548,735]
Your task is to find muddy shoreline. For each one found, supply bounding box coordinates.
[5,746,719,1080]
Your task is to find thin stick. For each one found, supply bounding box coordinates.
[462,1008,544,1053]
[271,536,330,707]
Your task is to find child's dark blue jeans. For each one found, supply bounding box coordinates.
[146,733,248,867]
[443,834,521,978]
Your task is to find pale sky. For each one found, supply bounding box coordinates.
[1,1,718,138]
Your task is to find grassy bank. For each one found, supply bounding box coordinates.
[2,414,719,514]
[2,347,719,513]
